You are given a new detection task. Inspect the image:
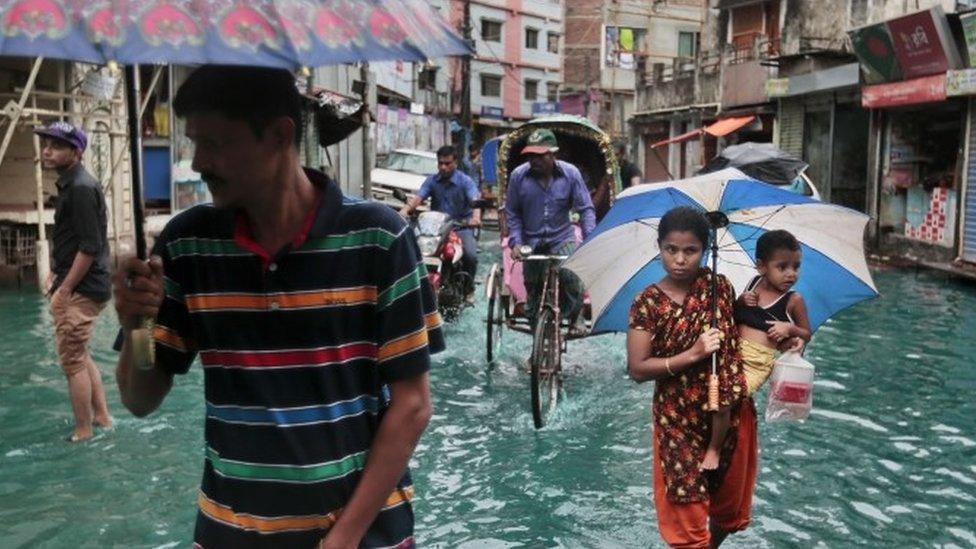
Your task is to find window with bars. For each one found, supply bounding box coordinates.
[524,79,539,101]
[548,32,560,53]
[481,74,502,97]
[482,19,502,42]
[418,67,438,90]
[678,31,699,58]
[547,82,559,103]
[526,28,539,49]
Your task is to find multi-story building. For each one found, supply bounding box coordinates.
[447,0,565,144]
[564,0,704,141]
[629,1,725,181]
[632,0,976,272]
[371,0,455,159]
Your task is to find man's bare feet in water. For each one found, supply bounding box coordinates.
[701,447,721,471]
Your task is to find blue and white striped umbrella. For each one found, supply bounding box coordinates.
[564,168,878,334]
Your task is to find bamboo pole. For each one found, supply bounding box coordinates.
[138,65,163,120]
[31,94,50,291]
[0,57,43,168]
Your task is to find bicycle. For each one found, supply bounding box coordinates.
[523,249,568,429]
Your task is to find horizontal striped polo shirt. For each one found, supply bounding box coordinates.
[150,169,444,548]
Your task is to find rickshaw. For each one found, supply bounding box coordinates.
[483,115,622,428]
[474,134,506,233]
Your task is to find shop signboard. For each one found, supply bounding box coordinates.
[887,7,961,79]
[765,78,790,98]
[861,73,946,108]
[480,106,504,120]
[946,68,976,96]
[532,102,559,115]
[849,7,962,83]
[962,12,976,67]
[849,22,902,84]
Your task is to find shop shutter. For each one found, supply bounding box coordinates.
[964,100,976,263]
[778,99,804,158]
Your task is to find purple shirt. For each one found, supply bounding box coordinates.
[504,160,596,248]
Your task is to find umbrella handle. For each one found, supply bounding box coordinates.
[707,372,719,411]
[130,318,156,371]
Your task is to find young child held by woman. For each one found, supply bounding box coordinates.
[701,229,812,471]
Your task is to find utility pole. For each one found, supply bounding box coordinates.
[360,63,374,199]
[460,0,472,131]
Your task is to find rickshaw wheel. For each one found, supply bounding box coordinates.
[486,265,503,362]
[530,308,560,429]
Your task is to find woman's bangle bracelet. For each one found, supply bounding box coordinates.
[665,357,674,377]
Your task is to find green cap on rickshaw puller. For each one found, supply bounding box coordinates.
[522,128,559,155]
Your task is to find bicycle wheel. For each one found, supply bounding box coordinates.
[530,308,560,429]
[485,264,502,362]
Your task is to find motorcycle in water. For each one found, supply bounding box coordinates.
[415,211,472,321]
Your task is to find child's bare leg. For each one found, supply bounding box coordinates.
[702,407,731,471]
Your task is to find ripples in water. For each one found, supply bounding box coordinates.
[1,252,975,547]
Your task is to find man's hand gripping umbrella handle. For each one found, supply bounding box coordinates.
[116,256,163,371]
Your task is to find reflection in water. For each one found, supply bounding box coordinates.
[1,239,975,547]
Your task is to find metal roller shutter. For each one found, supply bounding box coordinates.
[964,100,976,262]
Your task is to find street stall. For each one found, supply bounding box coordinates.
[875,97,965,249]
[850,6,968,255]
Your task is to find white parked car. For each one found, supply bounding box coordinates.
[370,149,438,209]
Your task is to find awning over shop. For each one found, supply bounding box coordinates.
[704,115,756,136]
[650,129,702,148]
[650,116,756,148]
[377,84,412,103]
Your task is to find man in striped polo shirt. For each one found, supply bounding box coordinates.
[114,66,443,548]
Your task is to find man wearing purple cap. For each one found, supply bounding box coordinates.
[36,120,112,442]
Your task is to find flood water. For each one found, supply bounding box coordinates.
[1,234,974,548]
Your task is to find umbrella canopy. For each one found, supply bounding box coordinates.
[564,168,878,334]
[0,0,470,261]
[0,0,470,67]
[699,142,809,185]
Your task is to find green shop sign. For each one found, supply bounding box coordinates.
[962,12,976,68]
[849,22,902,84]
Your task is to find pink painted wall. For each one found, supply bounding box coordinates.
[504,0,524,118]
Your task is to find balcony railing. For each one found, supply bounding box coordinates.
[727,32,780,64]
[640,49,723,87]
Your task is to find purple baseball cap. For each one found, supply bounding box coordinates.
[34,121,88,152]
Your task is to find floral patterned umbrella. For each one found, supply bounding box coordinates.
[0,0,470,67]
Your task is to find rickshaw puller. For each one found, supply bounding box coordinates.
[504,129,595,336]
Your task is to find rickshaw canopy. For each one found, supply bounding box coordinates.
[495,115,622,220]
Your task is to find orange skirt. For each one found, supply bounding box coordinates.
[652,400,758,549]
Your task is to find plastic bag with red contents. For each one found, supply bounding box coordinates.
[765,351,815,422]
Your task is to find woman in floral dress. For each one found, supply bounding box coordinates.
[625,206,756,549]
